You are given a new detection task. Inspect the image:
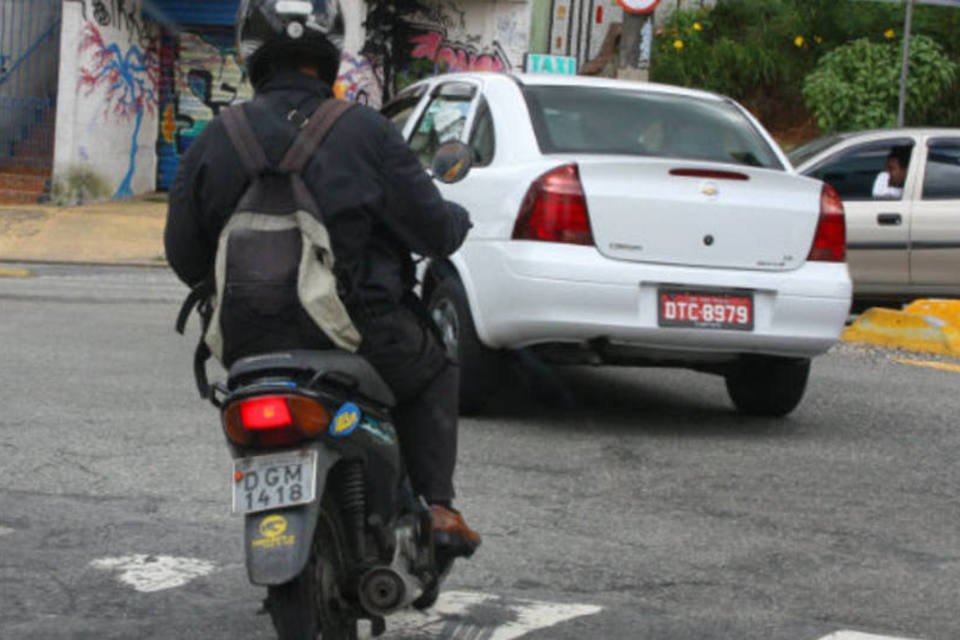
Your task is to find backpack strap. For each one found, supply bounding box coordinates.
[175,277,216,400]
[220,105,271,177]
[279,99,355,174]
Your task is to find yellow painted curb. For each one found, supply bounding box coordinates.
[0,267,34,278]
[904,299,960,330]
[842,306,960,356]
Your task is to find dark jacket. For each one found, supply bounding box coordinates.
[164,70,471,318]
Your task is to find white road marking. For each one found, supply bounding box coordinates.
[90,555,216,593]
[0,526,14,537]
[362,590,602,639]
[818,632,924,640]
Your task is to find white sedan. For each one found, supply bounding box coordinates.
[383,73,852,416]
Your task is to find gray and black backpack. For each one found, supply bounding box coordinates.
[176,99,361,398]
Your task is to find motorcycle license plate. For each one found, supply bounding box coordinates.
[658,288,754,331]
[232,450,317,515]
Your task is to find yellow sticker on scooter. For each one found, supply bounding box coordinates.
[259,515,288,539]
[331,403,361,437]
[253,514,295,549]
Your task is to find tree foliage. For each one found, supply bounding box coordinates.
[802,36,957,132]
[651,0,960,139]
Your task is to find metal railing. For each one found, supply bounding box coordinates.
[0,0,62,170]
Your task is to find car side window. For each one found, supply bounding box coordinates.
[808,140,914,201]
[409,83,476,169]
[381,85,427,133]
[469,98,495,167]
[922,140,960,200]
[382,97,422,132]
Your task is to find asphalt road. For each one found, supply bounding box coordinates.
[1,264,959,640]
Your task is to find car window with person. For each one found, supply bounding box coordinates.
[805,140,914,201]
[871,146,911,200]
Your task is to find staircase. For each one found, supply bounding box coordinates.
[0,105,54,203]
[0,0,61,204]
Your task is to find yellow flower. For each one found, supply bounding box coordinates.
[815,35,823,44]
[884,28,896,39]
[693,22,703,31]
[673,39,685,50]
[794,35,805,48]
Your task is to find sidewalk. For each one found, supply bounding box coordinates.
[0,197,167,268]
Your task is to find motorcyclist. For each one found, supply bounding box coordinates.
[164,0,480,556]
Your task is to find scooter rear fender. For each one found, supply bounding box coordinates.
[243,443,341,586]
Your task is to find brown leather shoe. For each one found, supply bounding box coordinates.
[430,505,481,557]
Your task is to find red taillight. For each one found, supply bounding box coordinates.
[808,183,846,262]
[239,396,292,429]
[512,164,594,246]
[223,394,330,447]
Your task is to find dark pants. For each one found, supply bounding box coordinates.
[356,306,459,504]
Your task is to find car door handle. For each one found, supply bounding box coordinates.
[877,213,902,226]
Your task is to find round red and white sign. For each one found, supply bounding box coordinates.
[616,0,660,15]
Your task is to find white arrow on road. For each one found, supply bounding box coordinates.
[365,590,602,640]
[90,555,216,593]
[818,632,924,640]
[90,555,601,638]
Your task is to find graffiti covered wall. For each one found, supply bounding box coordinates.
[156,30,253,190]
[154,0,530,190]
[393,0,528,86]
[54,0,160,198]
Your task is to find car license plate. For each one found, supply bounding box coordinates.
[232,450,317,515]
[658,288,754,331]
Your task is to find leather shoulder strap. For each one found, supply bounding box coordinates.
[220,105,271,177]
[279,99,356,174]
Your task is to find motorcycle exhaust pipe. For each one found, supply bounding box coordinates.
[358,566,423,616]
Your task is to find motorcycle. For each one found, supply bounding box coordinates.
[208,350,454,639]
[200,142,476,640]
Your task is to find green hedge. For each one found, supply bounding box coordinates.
[651,0,960,136]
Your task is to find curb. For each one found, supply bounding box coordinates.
[842,303,960,357]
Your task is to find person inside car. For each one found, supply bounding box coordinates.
[872,147,910,199]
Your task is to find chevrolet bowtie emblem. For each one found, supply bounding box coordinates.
[701,183,719,197]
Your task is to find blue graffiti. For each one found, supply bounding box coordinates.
[79,24,157,199]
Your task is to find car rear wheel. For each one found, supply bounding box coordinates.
[427,277,504,414]
[724,355,811,417]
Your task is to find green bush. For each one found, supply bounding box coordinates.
[651,0,960,140]
[802,35,957,132]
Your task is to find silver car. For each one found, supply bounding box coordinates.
[791,128,960,302]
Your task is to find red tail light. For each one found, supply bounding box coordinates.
[240,397,292,429]
[808,184,846,262]
[223,395,330,447]
[512,164,594,246]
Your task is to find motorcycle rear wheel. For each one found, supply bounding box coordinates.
[412,550,456,611]
[266,492,358,640]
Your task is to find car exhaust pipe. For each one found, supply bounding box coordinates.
[358,566,422,616]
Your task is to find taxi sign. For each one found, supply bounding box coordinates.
[525,54,578,76]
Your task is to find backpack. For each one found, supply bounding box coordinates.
[176,99,361,399]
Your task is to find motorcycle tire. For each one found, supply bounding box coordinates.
[266,492,358,640]
[412,550,456,611]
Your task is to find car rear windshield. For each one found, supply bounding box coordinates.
[522,85,784,170]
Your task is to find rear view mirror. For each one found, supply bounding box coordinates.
[432,141,473,184]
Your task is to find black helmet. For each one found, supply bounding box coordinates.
[237,0,344,87]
